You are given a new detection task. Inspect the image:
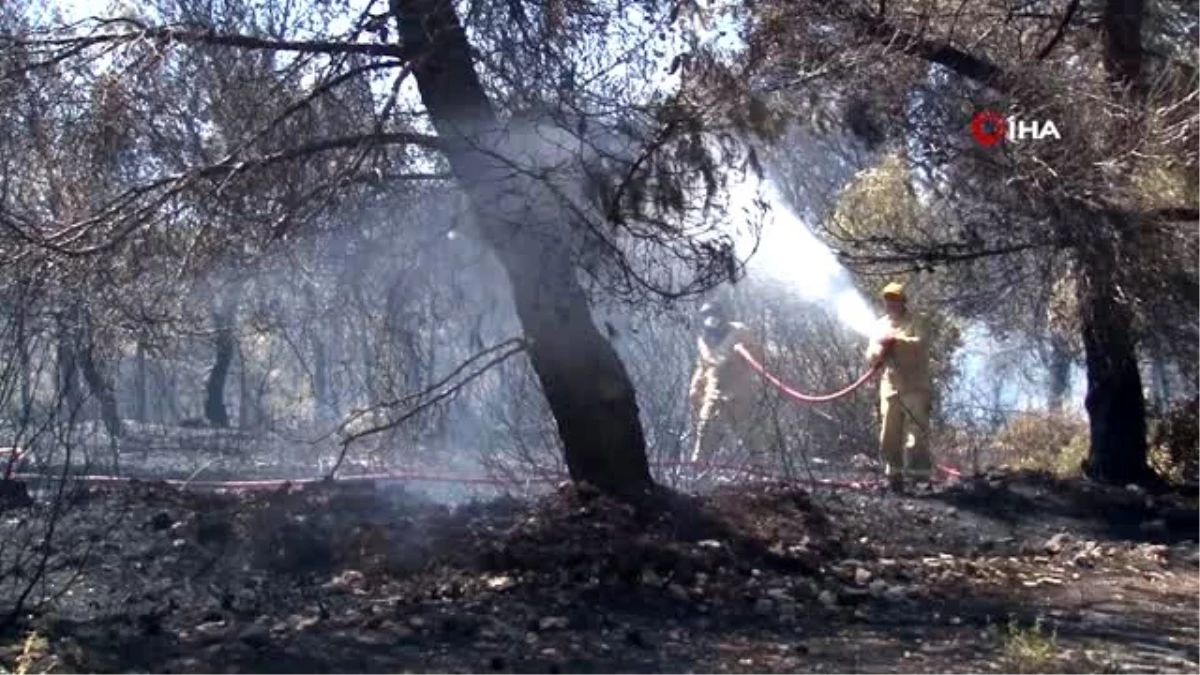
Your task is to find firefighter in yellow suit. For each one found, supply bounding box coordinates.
[688,302,763,463]
[866,282,934,488]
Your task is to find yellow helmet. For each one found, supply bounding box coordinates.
[881,282,906,300]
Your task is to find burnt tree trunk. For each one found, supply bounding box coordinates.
[1076,223,1150,484]
[1071,0,1153,485]
[205,286,240,428]
[390,0,653,500]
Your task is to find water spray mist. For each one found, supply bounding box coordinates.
[726,177,877,337]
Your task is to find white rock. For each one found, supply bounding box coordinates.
[485,575,515,591]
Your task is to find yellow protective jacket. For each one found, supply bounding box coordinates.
[865,312,932,398]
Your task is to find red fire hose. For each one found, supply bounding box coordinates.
[733,344,881,403]
[732,344,961,480]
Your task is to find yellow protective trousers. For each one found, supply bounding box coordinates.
[879,390,933,480]
[689,370,763,463]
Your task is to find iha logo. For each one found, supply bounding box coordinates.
[970,110,1061,147]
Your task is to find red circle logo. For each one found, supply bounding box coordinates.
[970,111,1007,147]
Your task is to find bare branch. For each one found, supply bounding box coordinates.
[11,22,404,60]
[328,337,529,479]
[1036,0,1082,60]
[837,5,1013,92]
[837,241,1047,267]
[6,132,442,257]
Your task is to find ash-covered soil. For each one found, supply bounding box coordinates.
[0,471,1196,674]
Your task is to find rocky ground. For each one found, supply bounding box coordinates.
[0,470,1196,674]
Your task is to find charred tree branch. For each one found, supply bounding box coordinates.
[13,23,405,59]
[1036,0,1081,60]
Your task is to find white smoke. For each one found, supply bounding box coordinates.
[726,176,877,337]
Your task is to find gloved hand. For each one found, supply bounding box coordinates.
[879,334,897,353]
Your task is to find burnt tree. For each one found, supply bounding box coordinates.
[1075,214,1149,482]
[390,0,653,499]
[1076,0,1152,483]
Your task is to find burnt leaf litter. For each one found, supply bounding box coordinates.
[0,470,1196,674]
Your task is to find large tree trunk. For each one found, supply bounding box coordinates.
[1071,0,1153,485]
[390,0,653,500]
[1076,230,1150,484]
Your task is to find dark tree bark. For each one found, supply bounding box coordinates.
[204,287,240,428]
[390,0,653,500]
[1103,0,1145,89]
[204,330,234,427]
[1071,0,1154,485]
[1076,217,1150,484]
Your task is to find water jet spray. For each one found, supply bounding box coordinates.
[725,176,877,338]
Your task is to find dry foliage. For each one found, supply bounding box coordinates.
[992,411,1090,477]
[828,152,922,244]
[1148,396,1199,485]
